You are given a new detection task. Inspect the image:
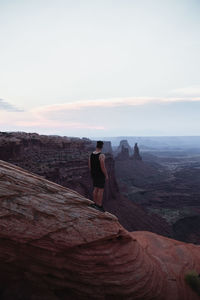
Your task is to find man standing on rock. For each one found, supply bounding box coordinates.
[89,141,108,212]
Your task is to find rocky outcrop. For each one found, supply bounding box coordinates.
[116,142,142,161]
[132,142,142,160]
[0,159,200,300]
[115,139,133,156]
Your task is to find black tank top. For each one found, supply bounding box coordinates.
[90,152,105,178]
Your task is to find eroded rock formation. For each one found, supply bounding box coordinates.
[132,142,142,160]
[116,139,133,156]
[0,160,200,299]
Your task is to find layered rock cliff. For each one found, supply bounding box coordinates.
[0,159,200,300]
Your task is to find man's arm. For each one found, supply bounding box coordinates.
[99,154,108,179]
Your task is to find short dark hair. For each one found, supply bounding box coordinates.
[96,140,104,149]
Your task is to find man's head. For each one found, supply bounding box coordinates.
[96,140,104,149]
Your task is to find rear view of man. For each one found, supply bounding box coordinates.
[89,141,108,212]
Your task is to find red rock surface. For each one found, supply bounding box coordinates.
[0,159,200,299]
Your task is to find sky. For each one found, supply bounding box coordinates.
[0,0,200,137]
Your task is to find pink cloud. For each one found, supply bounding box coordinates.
[16,120,104,130]
[32,96,200,115]
[1,96,200,134]
[0,110,105,130]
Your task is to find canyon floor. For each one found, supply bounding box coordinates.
[115,148,200,244]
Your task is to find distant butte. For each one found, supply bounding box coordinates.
[0,159,200,299]
[132,142,142,160]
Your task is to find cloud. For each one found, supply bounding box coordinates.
[170,86,200,97]
[16,96,200,129]
[15,119,104,130]
[0,108,104,131]
[33,96,200,115]
[1,96,200,136]
[0,98,23,112]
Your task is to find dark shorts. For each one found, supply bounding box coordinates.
[92,176,105,188]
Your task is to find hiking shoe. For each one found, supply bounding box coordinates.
[89,203,105,212]
[95,205,105,212]
[89,203,97,209]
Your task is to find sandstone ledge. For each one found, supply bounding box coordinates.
[0,160,200,300]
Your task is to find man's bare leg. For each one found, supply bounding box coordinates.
[93,187,98,204]
[96,188,104,206]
